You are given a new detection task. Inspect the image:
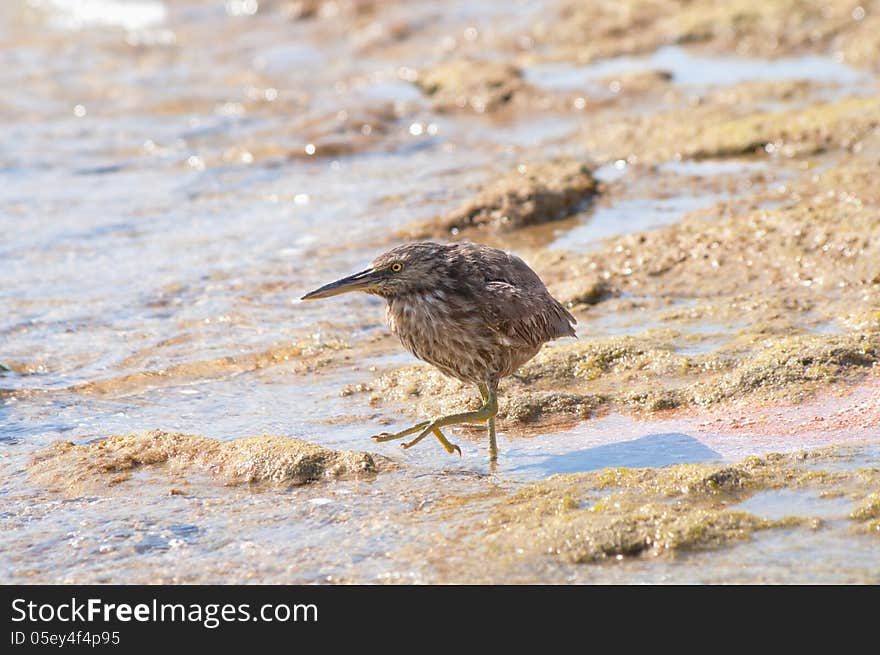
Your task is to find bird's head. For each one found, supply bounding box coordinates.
[301,242,449,301]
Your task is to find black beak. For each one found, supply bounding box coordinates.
[301,268,379,300]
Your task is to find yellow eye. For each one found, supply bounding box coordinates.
[391,263,403,273]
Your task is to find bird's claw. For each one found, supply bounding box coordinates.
[373,423,462,456]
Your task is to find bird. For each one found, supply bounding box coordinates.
[301,241,576,459]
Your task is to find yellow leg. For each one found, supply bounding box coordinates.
[371,420,430,443]
[371,386,498,457]
[480,383,499,460]
[402,427,461,456]
[488,417,497,461]
[405,389,498,453]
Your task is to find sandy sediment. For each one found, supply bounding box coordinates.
[29,430,391,494]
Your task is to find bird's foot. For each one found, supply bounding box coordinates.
[400,424,461,456]
[400,427,461,457]
[370,420,460,455]
[433,427,462,457]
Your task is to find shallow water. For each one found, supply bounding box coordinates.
[550,193,723,251]
[3,0,880,584]
[734,489,854,520]
[524,45,874,98]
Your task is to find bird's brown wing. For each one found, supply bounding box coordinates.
[481,280,576,350]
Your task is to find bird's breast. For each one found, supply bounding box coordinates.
[386,291,454,349]
[385,292,494,383]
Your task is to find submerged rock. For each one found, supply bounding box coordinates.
[404,158,597,237]
[30,430,391,494]
[0,361,40,375]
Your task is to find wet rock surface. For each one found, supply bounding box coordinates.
[536,0,880,70]
[415,59,524,113]
[403,158,597,237]
[851,491,880,535]
[349,333,880,425]
[573,95,880,164]
[30,430,390,493]
[404,444,880,577]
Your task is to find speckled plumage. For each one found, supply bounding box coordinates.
[302,240,576,458]
[370,241,576,389]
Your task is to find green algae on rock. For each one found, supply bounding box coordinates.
[525,332,880,410]
[347,330,880,425]
[403,158,597,237]
[851,490,880,519]
[425,445,879,567]
[851,490,880,535]
[30,430,391,494]
[686,334,880,405]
